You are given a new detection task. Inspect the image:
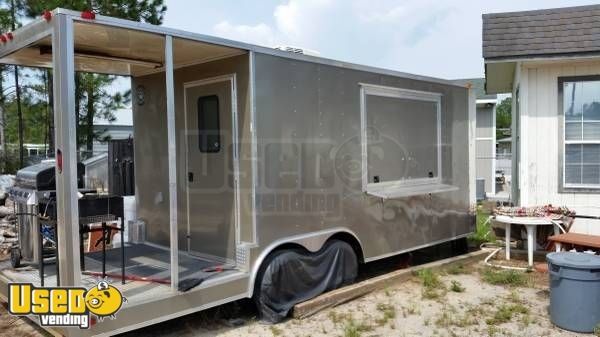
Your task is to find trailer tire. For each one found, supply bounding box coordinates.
[253,239,358,323]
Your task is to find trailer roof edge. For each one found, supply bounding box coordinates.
[51,8,466,89]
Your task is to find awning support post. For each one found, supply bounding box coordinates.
[52,13,81,286]
[165,35,179,291]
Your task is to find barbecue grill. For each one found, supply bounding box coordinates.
[8,161,85,268]
[8,161,126,286]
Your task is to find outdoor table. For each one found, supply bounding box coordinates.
[494,215,561,267]
[548,232,600,252]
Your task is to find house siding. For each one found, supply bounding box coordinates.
[518,60,600,234]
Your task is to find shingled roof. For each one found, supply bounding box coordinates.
[483,4,600,60]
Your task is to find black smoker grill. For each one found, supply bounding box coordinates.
[8,161,125,286]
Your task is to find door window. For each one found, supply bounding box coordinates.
[197,95,220,153]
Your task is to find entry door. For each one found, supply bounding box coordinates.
[185,78,236,262]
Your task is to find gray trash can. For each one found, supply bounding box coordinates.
[547,252,600,333]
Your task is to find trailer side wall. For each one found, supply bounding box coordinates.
[252,52,474,260]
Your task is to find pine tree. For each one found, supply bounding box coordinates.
[0,5,11,157]
[22,0,165,158]
[77,73,130,156]
[24,0,166,24]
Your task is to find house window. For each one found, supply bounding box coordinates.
[197,95,220,153]
[360,84,442,190]
[563,79,600,188]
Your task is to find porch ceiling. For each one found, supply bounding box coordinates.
[0,19,245,77]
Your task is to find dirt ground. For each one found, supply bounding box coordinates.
[124,262,593,337]
[0,252,596,337]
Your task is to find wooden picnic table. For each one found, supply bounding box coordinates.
[548,232,600,251]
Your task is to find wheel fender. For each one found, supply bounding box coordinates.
[247,227,363,297]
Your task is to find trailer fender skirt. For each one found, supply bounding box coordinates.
[255,240,358,323]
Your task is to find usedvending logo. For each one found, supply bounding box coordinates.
[8,281,126,329]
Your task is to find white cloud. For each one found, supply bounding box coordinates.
[209,0,466,77]
[353,2,409,23]
[213,21,275,47]
[204,0,600,79]
[273,0,339,38]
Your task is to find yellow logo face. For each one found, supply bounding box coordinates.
[85,282,123,317]
[8,281,126,329]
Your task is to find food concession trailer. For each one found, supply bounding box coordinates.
[0,9,476,336]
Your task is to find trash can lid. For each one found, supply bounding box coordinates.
[547,252,600,269]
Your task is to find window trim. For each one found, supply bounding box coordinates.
[558,75,600,192]
[197,94,221,153]
[359,83,443,193]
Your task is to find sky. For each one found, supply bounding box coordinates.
[107,0,600,124]
[162,0,600,80]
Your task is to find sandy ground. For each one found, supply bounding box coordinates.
[122,261,594,337]
[0,301,52,337]
[0,254,596,337]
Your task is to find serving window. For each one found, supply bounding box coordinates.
[360,84,450,198]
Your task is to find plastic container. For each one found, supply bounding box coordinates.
[547,252,600,333]
[123,195,136,242]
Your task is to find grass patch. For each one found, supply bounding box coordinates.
[481,268,528,287]
[402,301,420,317]
[486,304,529,325]
[519,313,532,327]
[487,325,500,337]
[375,303,396,325]
[434,311,453,328]
[469,206,496,245]
[328,311,352,325]
[416,269,447,299]
[445,263,471,275]
[269,325,283,336]
[465,303,487,317]
[434,306,477,328]
[422,287,444,300]
[416,269,442,288]
[342,319,372,337]
[450,280,465,293]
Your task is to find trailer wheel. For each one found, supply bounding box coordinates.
[10,247,21,268]
[253,239,358,323]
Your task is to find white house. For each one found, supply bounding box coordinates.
[484,4,600,234]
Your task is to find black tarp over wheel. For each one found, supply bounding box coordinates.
[254,239,358,323]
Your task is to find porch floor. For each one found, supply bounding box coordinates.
[0,243,239,304]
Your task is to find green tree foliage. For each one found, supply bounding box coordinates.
[77,73,130,155]
[24,0,166,24]
[24,0,164,157]
[496,97,511,139]
[5,90,47,144]
[0,1,166,172]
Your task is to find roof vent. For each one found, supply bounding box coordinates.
[274,45,320,57]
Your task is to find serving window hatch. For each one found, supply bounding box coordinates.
[360,84,457,199]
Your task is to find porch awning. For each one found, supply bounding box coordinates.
[0,12,245,76]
